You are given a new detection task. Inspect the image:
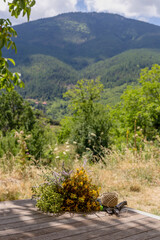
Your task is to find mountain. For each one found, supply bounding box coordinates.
[81,48,160,87]
[15,54,78,100]
[15,49,160,101]
[6,12,160,101]
[11,12,160,69]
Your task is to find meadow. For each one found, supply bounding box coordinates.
[0,65,159,215]
[0,140,159,215]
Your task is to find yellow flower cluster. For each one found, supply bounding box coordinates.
[61,168,100,212]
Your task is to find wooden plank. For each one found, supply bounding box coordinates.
[89,218,160,240]
[0,214,146,240]
[0,199,36,209]
[0,212,116,237]
[0,209,133,232]
[0,213,51,225]
[0,199,160,240]
[147,235,160,240]
[118,228,160,240]
[0,208,37,217]
[0,212,104,230]
[0,208,43,219]
[26,216,153,240]
[0,215,54,231]
[20,216,151,240]
[128,207,160,221]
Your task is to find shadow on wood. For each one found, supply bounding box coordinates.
[0,199,160,240]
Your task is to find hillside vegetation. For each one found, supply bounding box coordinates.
[1,8,160,216]
[12,48,160,102]
[15,54,78,100]
[3,12,159,101]
[11,12,160,68]
[0,67,160,215]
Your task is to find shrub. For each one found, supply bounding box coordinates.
[27,121,56,162]
[0,130,19,157]
[61,78,111,162]
[57,116,73,144]
[32,165,100,213]
[61,168,100,212]
[70,103,111,162]
[32,183,63,213]
[0,91,35,135]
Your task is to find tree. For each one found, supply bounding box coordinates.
[0,91,35,135]
[0,0,35,91]
[62,78,111,163]
[117,64,160,140]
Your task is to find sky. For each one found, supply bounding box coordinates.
[1,0,160,26]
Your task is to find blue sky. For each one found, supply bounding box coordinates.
[76,0,87,11]
[148,17,160,26]
[1,0,160,26]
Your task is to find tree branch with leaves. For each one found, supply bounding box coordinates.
[0,0,36,91]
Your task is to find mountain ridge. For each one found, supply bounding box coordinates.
[6,12,160,101]
[10,12,160,69]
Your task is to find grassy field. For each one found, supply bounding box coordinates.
[0,143,160,215]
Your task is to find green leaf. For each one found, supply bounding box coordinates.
[8,58,15,66]
[26,7,31,21]
[20,0,25,9]
[30,0,36,7]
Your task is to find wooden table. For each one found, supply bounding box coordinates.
[0,199,160,240]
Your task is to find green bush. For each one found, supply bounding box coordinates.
[0,91,35,135]
[0,130,19,157]
[27,121,56,162]
[57,116,73,143]
[113,64,160,145]
[61,78,111,162]
[32,183,63,213]
[71,103,111,161]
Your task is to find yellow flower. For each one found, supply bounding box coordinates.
[66,199,70,204]
[92,190,97,196]
[92,202,96,207]
[71,182,75,187]
[79,181,83,186]
[79,196,85,202]
[66,199,74,205]
[87,202,91,211]
[71,193,77,199]
[96,205,100,211]
[79,170,84,175]
[66,207,71,211]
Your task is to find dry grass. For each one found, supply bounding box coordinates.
[0,164,45,202]
[0,144,160,215]
[86,146,160,215]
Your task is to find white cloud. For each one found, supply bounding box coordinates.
[1,0,160,26]
[1,0,8,11]
[84,0,160,18]
[0,0,78,25]
[30,0,78,21]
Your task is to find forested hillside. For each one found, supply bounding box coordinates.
[4,12,160,101]
[15,55,78,100]
[81,48,160,87]
[11,12,160,68]
[14,49,160,101]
